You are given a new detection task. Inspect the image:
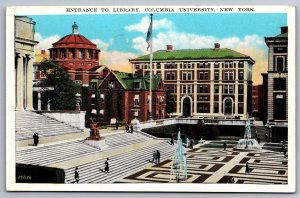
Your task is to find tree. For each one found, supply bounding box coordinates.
[166,91,175,114]
[38,60,81,110]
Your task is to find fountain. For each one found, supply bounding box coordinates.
[170,129,187,183]
[236,120,261,150]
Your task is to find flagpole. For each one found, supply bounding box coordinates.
[149,13,153,120]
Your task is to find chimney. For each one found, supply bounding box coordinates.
[281,26,288,34]
[41,50,46,55]
[214,43,220,49]
[166,45,173,52]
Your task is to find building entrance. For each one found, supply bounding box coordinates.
[182,97,191,117]
[224,98,233,114]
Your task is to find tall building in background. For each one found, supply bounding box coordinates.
[252,85,263,119]
[15,16,39,110]
[130,44,255,119]
[263,26,288,140]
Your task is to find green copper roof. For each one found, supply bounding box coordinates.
[112,71,162,91]
[130,48,253,62]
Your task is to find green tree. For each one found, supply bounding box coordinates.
[39,60,81,110]
[166,91,175,114]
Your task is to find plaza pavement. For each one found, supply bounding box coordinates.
[16,128,288,184]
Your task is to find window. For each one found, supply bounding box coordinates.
[134,82,140,89]
[78,49,84,59]
[274,47,287,53]
[224,71,234,80]
[197,103,210,113]
[274,78,286,90]
[238,85,244,94]
[275,56,285,71]
[214,85,219,94]
[199,72,209,80]
[134,64,140,70]
[214,71,219,80]
[238,103,243,114]
[183,62,192,69]
[238,61,244,68]
[183,72,192,80]
[214,62,219,68]
[89,82,97,90]
[134,95,140,106]
[199,85,209,93]
[214,103,219,113]
[238,71,244,80]
[87,50,92,59]
[166,85,176,93]
[156,62,161,69]
[182,85,192,94]
[224,85,234,94]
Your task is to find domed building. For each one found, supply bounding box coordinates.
[48,22,103,86]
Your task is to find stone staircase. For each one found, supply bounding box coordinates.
[15,111,84,143]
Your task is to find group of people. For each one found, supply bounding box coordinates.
[151,150,161,164]
[74,158,110,183]
[281,143,288,158]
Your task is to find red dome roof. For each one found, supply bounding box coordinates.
[53,34,96,46]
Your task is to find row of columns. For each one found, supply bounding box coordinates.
[15,53,33,111]
[51,48,98,60]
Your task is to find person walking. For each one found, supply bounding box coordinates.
[125,123,129,132]
[170,135,174,145]
[254,130,258,139]
[156,150,161,164]
[74,167,79,183]
[223,142,227,151]
[190,139,193,149]
[265,133,269,143]
[152,151,157,163]
[116,120,119,130]
[257,137,261,145]
[245,162,250,174]
[104,158,109,173]
[283,146,288,158]
[130,124,133,133]
[33,133,39,146]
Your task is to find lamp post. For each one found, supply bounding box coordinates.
[75,93,81,111]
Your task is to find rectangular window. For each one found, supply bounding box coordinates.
[238,61,244,68]
[134,82,140,89]
[134,95,140,106]
[156,62,161,69]
[204,72,209,80]
[224,71,234,80]
[223,84,234,94]
[275,56,285,71]
[238,71,244,80]
[214,85,219,94]
[238,103,243,114]
[166,72,171,80]
[183,62,192,69]
[214,62,219,68]
[171,72,176,80]
[135,64,140,70]
[214,71,219,80]
[214,103,219,113]
[182,85,192,94]
[238,85,243,94]
[274,78,286,90]
[183,72,192,80]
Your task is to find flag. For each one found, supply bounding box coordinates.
[146,14,153,51]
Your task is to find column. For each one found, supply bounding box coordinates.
[219,62,223,114]
[234,61,239,115]
[16,53,24,110]
[193,63,197,114]
[176,63,180,114]
[210,62,214,114]
[26,56,34,110]
[38,92,41,110]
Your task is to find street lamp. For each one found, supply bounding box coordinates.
[75,93,81,111]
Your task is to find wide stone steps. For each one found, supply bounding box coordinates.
[64,141,177,183]
[15,111,82,141]
[16,132,152,166]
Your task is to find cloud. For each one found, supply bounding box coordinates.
[90,38,111,51]
[131,30,268,84]
[125,16,174,33]
[100,51,137,72]
[35,33,61,50]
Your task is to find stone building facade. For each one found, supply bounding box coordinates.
[15,16,39,110]
[130,44,255,119]
[263,26,288,140]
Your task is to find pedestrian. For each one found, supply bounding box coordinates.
[283,147,287,158]
[116,120,119,130]
[156,150,160,164]
[125,123,129,132]
[255,130,258,139]
[190,139,193,149]
[130,124,133,133]
[223,142,227,151]
[74,167,79,183]
[104,158,109,173]
[280,144,285,153]
[245,162,250,174]
[257,137,261,145]
[152,150,157,163]
[170,135,174,145]
[33,133,39,146]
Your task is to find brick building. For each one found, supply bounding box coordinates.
[252,85,263,119]
[48,22,101,86]
[91,71,166,123]
[262,26,288,140]
[130,44,255,119]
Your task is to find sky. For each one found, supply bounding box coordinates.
[29,13,287,85]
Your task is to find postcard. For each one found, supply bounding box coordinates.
[6,5,295,192]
